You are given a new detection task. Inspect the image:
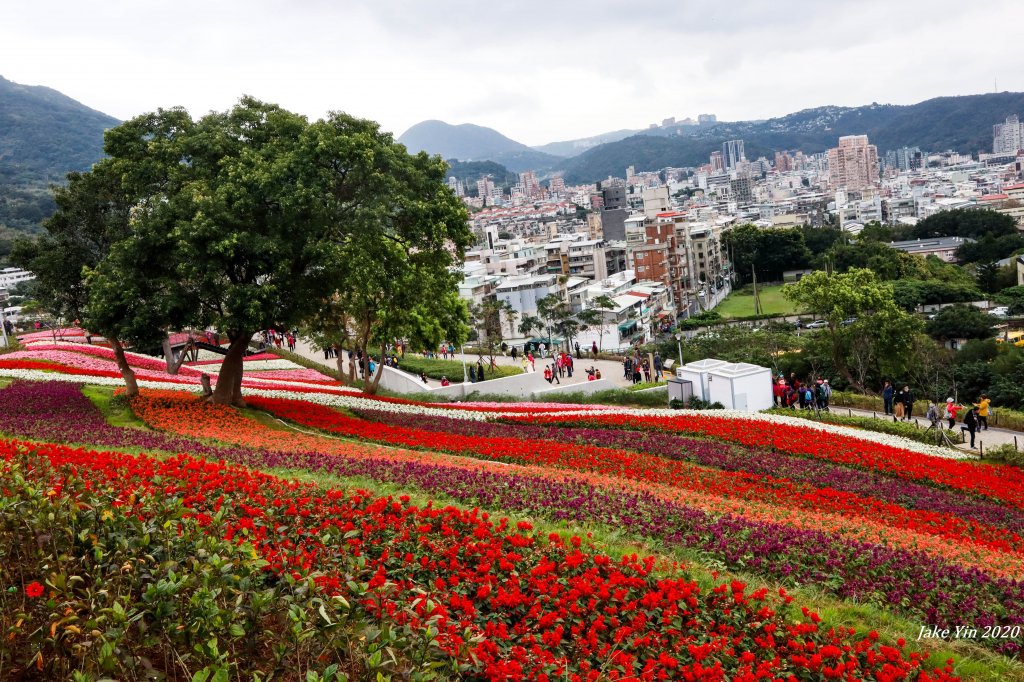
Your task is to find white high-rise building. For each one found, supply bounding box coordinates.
[994,115,1023,154]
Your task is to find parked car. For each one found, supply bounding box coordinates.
[989,306,1009,318]
[840,317,857,326]
[806,320,828,329]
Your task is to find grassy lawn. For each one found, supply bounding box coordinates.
[716,284,801,319]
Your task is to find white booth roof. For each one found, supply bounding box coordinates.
[680,359,730,372]
[707,362,770,379]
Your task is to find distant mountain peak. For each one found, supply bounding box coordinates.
[398,120,565,172]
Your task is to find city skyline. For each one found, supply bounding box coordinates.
[3,0,1023,147]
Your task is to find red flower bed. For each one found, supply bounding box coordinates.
[508,412,1024,511]
[2,438,957,681]
[243,395,1024,556]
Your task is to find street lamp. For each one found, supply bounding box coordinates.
[675,332,682,368]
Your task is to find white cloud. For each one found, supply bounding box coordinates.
[1,0,1022,146]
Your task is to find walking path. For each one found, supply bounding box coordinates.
[291,340,667,393]
[799,403,1019,455]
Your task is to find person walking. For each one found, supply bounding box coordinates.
[551,363,560,384]
[821,379,832,411]
[623,356,632,378]
[882,380,894,415]
[943,398,958,430]
[653,353,663,381]
[962,406,980,449]
[528,352,535,372]
[476,359,484,381]
[574,341,581,358]
[901,386,914,421]
[468,364,476,383]
[591,341,598,358]
[511,346,518,362]
[974,394,990,430]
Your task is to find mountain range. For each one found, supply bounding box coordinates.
[2,73,1024,264]
[401,93,1024,184]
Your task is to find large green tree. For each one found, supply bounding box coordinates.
[925,305,997,342]
[909,208,1017,239]
[82,99,470,404]
[783,268,922,388]
[10,160,177,395]
[723,224,811,285]
[300,113,473,393]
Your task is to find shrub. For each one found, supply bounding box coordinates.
[0,454,449,680]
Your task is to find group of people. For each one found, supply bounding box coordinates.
[542,351,576,384]
[261,329,296,352]
[925,395,991,448]
[623,352,663,385]
[773,374,832,411]
[881,381,918,420]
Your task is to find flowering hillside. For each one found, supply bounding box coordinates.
[0,337,1020,679]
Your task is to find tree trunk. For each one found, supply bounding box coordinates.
[110,338,140,398]
[212,332,251,406]
[370,358,385,393]
[335,353,349,385]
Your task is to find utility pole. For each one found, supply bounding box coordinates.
[751,264,761,317]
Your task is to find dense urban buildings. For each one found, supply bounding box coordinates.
[451,113,1024,351]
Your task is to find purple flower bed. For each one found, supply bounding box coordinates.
[352,409,1024,536]
[2,379,1021,655]
[0,380,260,463]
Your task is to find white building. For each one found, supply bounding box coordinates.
[0,268,34,290]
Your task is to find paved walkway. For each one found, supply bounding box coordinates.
[291,340,669,393]
[791,403,1020,455]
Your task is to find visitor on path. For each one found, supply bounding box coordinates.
[510,346,518,362]
[586,367,596,381]
[882,381,894,415]
[528,352,535,371]
[592,341,598,358]
[944,398,958,430]
[419,371,428,385]
[521,356,529,372]
[550,363,560,384]
[623,356,632,378]
[544,366,553,383]
[574,341,581,358]
[803,385,814,410]
[632,364,642,385]
[653,353,663,381]
[539,342,547,359]
[476,359,484,381]
[974,394,990,430]
[440,376,450,387]
[962,407,980,448]
[641,359,651,383]
[566,354,574,378]
[822,380,832,410]
[926,401,939,424]
[468,365,476,383]
[773,380,785,407]
[901,386,914,421]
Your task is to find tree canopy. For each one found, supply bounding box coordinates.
[722,224,811,284]
[909,208,1017,240]
[924,305,996,342]
[24,97,470,402]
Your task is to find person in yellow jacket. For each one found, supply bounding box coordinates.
[974,394,991,430]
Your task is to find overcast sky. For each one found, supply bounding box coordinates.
[3,0,1023,147]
